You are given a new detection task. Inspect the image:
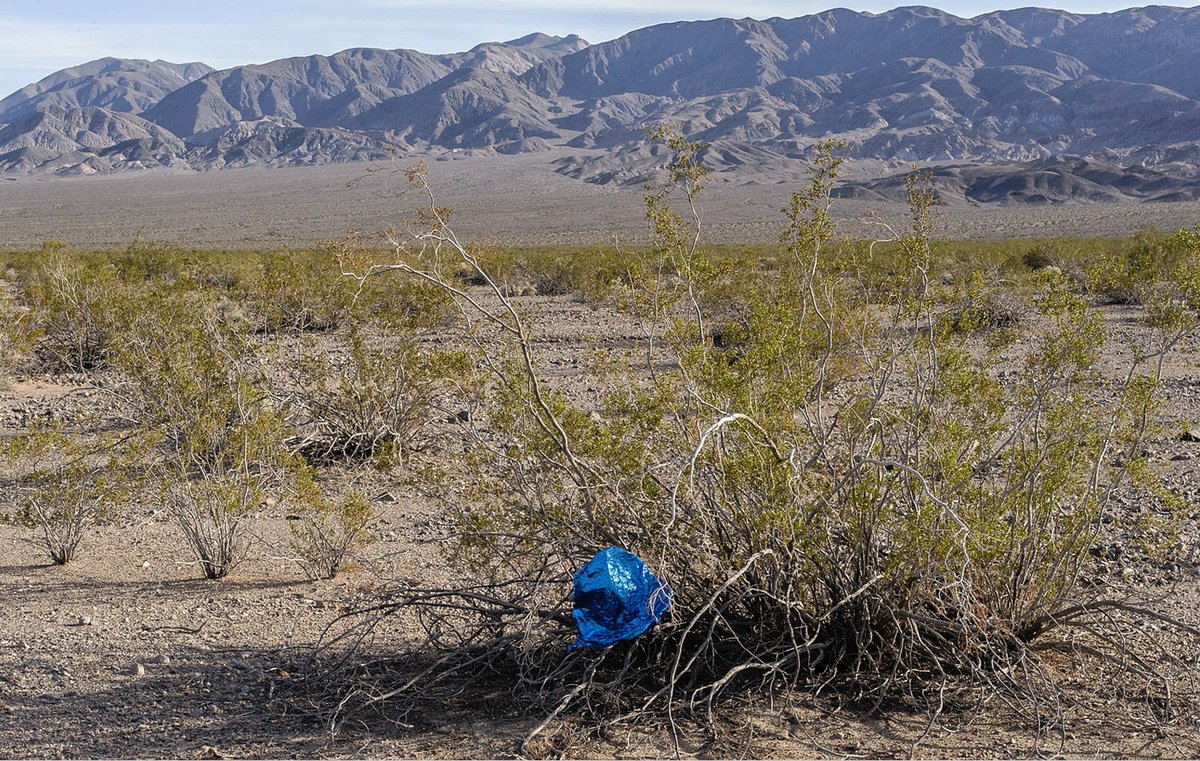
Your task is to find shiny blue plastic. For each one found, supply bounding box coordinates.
[569,546,671,650]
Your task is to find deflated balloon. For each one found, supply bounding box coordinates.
[570,546,671,650]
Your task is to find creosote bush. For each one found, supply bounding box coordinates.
[2,424,140,565]
[279,324,460,466]
[0,284,34,385]
[314,133,1200,751]
[19,254,122,372]
[3,242,453,579]
[111,287,287,579]
[111,288,268,464]
[241,246,358,333]
[1083,227,1200,306]
[287,461,374,580]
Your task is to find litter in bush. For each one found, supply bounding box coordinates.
[570,546,671,650]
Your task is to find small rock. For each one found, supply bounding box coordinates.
[151,654,171,665]
[1180,430,1200,443]
[141,560,150,569]
[129,662,145,677]
[69,615,92,627]
[374,491,397,503]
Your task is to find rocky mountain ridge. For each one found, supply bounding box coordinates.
[2,7,1199,202]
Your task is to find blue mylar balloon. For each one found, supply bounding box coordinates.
[569,546,671,650]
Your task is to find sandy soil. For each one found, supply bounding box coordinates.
[1,151,1200,250]
[2,288,1200,758]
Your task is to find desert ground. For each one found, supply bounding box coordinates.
[2,293,1199,758]
[2,151,1200,250]
[2,156,1200,758]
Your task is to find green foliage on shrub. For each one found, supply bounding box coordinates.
[2,423,142,564]
[1081,228,1195,305]
[110,288,273,467]
[330,130,1197,746]
[108,285,287,579]
[0,283,34,384]
[239,245,358,333]
[19,255,123,372]
[281,324,463,466]
[287,461,374,580]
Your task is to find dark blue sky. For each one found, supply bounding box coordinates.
[0,0,1152,99]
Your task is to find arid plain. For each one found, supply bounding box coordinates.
[3,150,1200,249]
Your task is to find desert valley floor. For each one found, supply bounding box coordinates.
[3,151,1200,250]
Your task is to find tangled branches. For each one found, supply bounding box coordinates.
[307,137,1200,752]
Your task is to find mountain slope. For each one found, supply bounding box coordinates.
[351,67,562,147]
[834,157,1200,204]
[0,105,187,173]
[142,48,454,139]
[0,58,213,121]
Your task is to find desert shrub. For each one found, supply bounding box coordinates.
[241,246,357,333]
[1082,228,1188,305]
[0,284,35,384]
[1165,225,1200,308]
[160,395,285,579]
[110,238,256,297]
[1170,225,1200,253]
[165,467,264,580]
[19,254,123,372]
[2,424,140,564]
[1022,243,1057,270]
[343,244,456,331]
[314,138,1198,748]
[940,269,1025,334]
[279,324,460,466]
[110,289,286,579]
[109,235,192,283]
[110,289,266,462]
[499,246,642,304]
[1019,239,1086,273]
[287,462,374,580]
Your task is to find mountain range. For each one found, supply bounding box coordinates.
[3,7,1200,202]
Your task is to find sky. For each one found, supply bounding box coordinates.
[0,0,1158,100]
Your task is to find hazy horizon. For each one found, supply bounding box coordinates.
[0,0,1181,100]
